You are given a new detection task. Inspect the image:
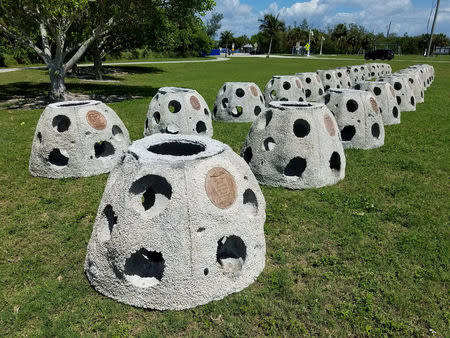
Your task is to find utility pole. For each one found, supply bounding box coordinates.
[307,30,313,57]
[386,21,391,38]
[427,0,440,57]
[320,36,325,55]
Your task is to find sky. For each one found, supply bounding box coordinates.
[205,0,450,38]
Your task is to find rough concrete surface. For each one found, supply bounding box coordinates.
[324,89,385,149]
[29,100,130,178]
[212,82,265,122]
[394,70,425,103]
[335,67,353,88]
[85,134,266,310]
[241,101,346,189]
[295,72,325,101]
[144,87,213,138]
[263,75,306,105]
[354,81,401,125]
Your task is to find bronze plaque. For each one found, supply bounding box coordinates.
[316,75,321,83]
[205,167,237,209]
[296,79,302,89]
[323,114,336,136]
[250,85,258,97]
[190,96,201,110]
[86,110,107,130]
[370,97,379,113]
[389,86,395,97]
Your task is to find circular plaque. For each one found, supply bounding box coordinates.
[389,86,395,97]
[86,110,107,130]
[323,114,336,136]
[250,85,258,97]
[190,96,201,110]
[370,97,379,113]
[205,167,237,209]
[296,79,302,89]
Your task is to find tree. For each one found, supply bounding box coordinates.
[206,12,223,39]
[331,23,348,53]
[219,30,234,51]
[0,0,215,99]
[258,14,285,57]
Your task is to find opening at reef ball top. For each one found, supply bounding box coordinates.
[85,134,266,310]
[29,100,130,178]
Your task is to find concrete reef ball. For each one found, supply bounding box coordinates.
[263,75,306,105]
[29,100,130,178]
[324,89,385,149]
[394,70,425,103]
[408,64,434,88]
[354,81,401,125]
[85,133,266,310]
[144,87,213,138]
[317,69,341,91]
[241,101,346,189]
[335,67,353,88]
[295,72,325,101]
[377,75,416,112]
[212,82,265,122]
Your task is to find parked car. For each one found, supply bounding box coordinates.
[365,49,395,60]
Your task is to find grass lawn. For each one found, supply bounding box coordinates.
[0,56,449,336]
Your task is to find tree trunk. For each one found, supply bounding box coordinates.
[93,41,103,80]
[49,65,67,101]
[267,36,273,57]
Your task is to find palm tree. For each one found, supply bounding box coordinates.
[219,30,234,53]
[258,14,285,57]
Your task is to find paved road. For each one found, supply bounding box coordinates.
[0,57,230,74]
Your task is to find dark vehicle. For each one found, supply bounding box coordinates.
[365,49,395,60]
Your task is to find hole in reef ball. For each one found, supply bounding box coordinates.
[270,90,277,99]
[243,188,258,215]
[145,118,149,129]
[394,82,402,91]
[130,175,172,213]
[254,106,262,116]
[296,79,302,88]
[204,108,209,115]
[196,121,207,134]
[284,157,307,177]
[124,248,164,287]
[250,85,258,96]
[371,123,380,138]
[410,96,415,106]
[222,98,228,108]
[319,88,324,95]
[305,77,311,84]
[283,81,291,90]
[236,88,245,97]
[305,89,311,98]
[217,235,247,273]
[263,137,276,151]
[205,167,237,209]
[204,268,209,275]
[341,125,356,141]
[153,112,161,124]
[392,106,399,118]
[231,106,243,117]
[293,119,310,138]
[265,110,273,127]
[148,141,205,156]
[52,115,71,132]
[396,96,402,105]
[86,110,107,130]
[243,147,253,163]
[329,152,341,171]
[324,114,336,136]
[323,93,331,105]
[94,141,115,158]
[112,125,123,136]
[48,148,69,166]
[190,96,201,110]
[37,132,42,143]
[326,73,331,80]
[373,87,381,96]
[168,100,181,113]
[103,204,118,233]
[346,99,358,112]
[354,84,361,90]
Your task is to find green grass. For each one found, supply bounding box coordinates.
[0,56,449,336]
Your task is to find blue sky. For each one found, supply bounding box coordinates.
[205,0,450,37]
